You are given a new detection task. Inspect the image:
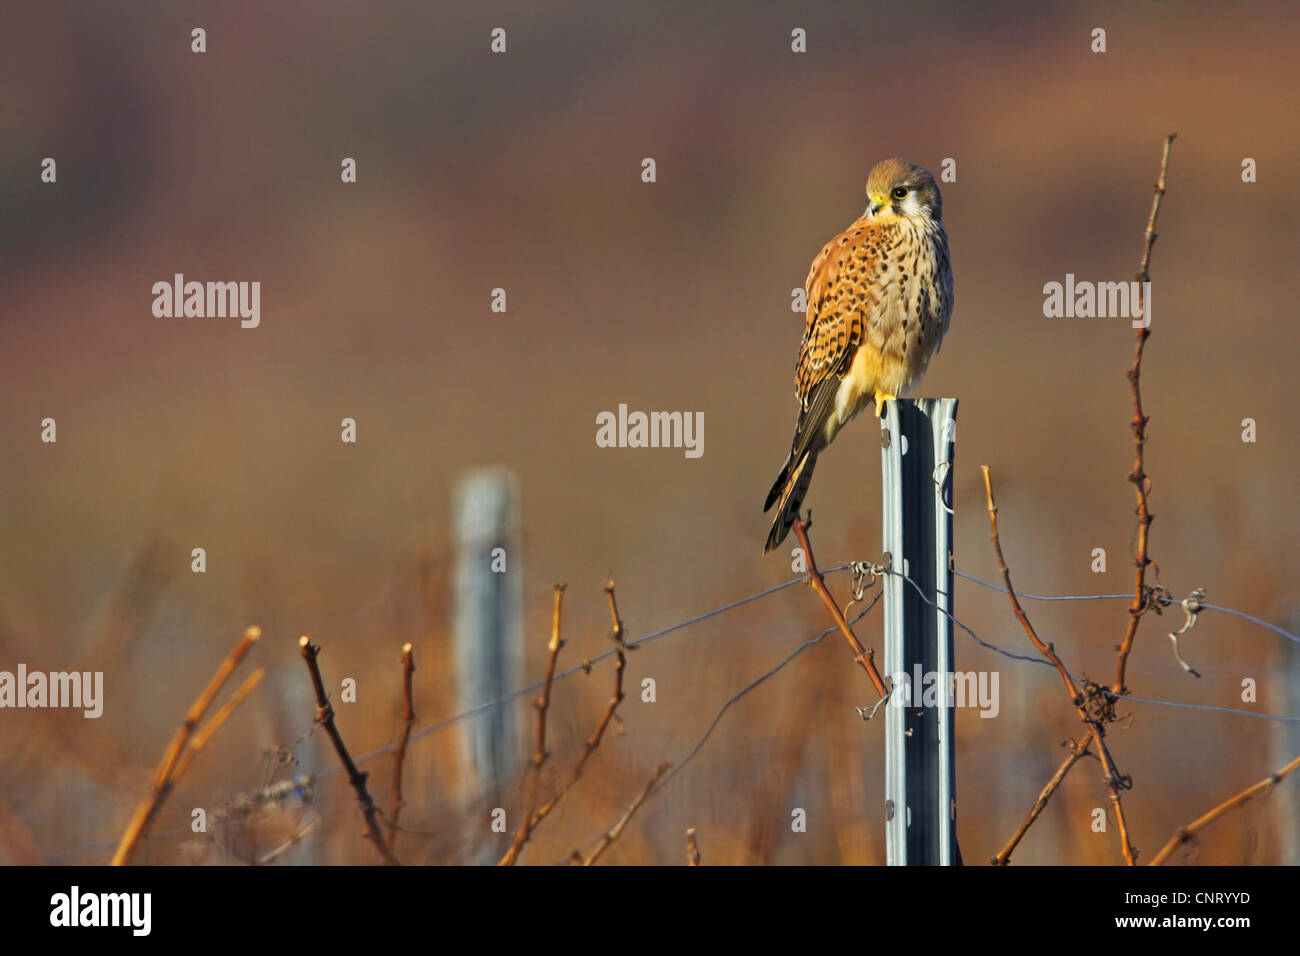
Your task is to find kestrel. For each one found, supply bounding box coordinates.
[763,158,953,553]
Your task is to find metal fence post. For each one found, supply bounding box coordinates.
[452,469,523,822]
[880,398,959,865]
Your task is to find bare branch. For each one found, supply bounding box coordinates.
[791,517,888,697]
[982,468,1138,865]
[171,668,266,784]
[574,762,671,866]
[1150,753,1300,866]
[499,581,625,865]
[981,467,1082,704]
[1114,132,1176,696]
[111,626,261,866]
[534,585,567,769]
[986,136,1176,866]
[298,635,399,865]
[500,584,567,866]
[991,735,1093,865]
[387,643,418,848]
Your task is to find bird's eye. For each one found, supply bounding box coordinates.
[891,187,908,200]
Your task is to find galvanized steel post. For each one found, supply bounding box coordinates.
[880,398,959,865]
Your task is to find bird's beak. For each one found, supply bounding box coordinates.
[868,192,888,215]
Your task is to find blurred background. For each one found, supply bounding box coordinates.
[0,0,1296,865]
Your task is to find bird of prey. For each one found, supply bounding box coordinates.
[763,159,953,553]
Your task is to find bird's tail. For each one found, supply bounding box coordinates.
[763,449,819,553]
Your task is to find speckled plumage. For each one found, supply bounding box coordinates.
[764,159,953,553]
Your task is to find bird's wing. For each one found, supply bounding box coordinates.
[795,217,895,407]
[785,218,895,460]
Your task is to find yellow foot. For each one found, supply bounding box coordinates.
[874,391,897,418]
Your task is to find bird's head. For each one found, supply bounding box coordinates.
[865,159,942,223]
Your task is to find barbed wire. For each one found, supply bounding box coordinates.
[564,592,885,863]
[656,590,884,791]
[560,559,1299,862]
[952,568,1137,603]
[273,560,1300,790]
[318,565,858,782]
[878,566,1055,667]
[56,555,1298,861]
[878,567,1300,724]
[262,555,1296,859]
[1111,692,1300,723]
[952,568,1300,644]
[1196,602,1300,645]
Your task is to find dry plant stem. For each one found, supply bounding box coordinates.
[790,517,888,697]
[982,468,1137,865]
[1114,133,1175,696]
[686,827,701,866]
[110,626,261,866]
[565,583,628,784]
[500,582,624,865]
[1150,753,1300,866]
[989,137,1175,867]
[298,635,400,865]
[387,643,417,846]
[577,762,671,866]
[980,468,1081,703]
[991,735,1094,865]
[533,585,567,769]
[171,668,265,784]
[499,584,567,866]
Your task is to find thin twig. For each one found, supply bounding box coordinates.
[991,735,1093,865]
[111,626,261,866]
[499,582,625,865]
[254,819,322,866]
[387,643,417,847]
[982,468,1138,865]
[171,668,266,784]
[500,585,567,866]
[791,517,888,697]
[1114,132,1176,696]
[555,598,882,867]
[534,585,567,769]
[298,635,400,865]
[573,762,671,866]
[1149,753,1300,866]
[980,467,1081,704]
[987,137,1176,867]
[686,827,701,866]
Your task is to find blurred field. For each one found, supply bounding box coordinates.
[0,0,1297,864]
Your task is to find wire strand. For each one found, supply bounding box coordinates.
[330,566,855,778]
[1198,602,1300,645]
[1104,691,1300,723]
[952,568,1136,602]
[953,568,1299,644]
[880,568,1054,667]
[564,593,884,863]
[883,567,1300,724]
[58,558,1300,861]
